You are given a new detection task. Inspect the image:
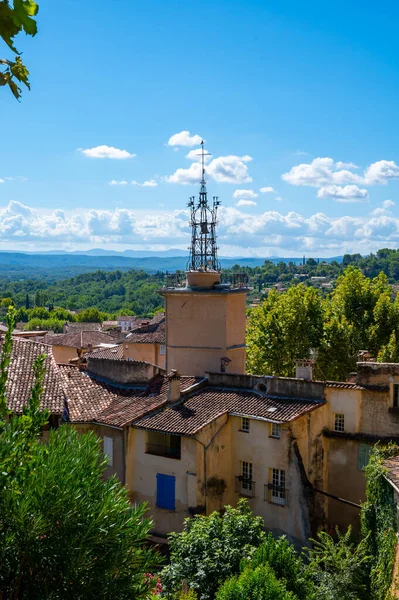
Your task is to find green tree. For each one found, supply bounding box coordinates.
[304,527,370,600]
[0,309,157,599]
[246,285,324,376]
[161,499,265,600]
[0,0,39,99]
[77,307,106,322]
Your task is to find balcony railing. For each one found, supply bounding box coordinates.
[235,476,256,498]
[145,443,181,460]
[264,484,288,506]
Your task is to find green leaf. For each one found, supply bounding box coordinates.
[11,0,38,36]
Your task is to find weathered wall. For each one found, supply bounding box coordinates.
[52,345,79,364]
[165,290,247,377]
[73,423,125,483]
[127,428,198,535]
[86,357,163,384]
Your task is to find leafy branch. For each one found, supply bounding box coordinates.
[0,0,39,99]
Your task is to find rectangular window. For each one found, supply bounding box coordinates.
[160,344,166,355]
[103,435,113,467]
[270,468,286,506]
[358,444,372,471]
[334,413,345,433]
[241,417,250,432]
[241,461,253,492]
[146,431,181,459]
[156,473,176,510]
[394,385,399,408]
[270,423,281,438]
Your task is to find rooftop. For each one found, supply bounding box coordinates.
[60,367,199,428]
[134,385,325,435]
[2,337,65,415]
[42,330,115,348]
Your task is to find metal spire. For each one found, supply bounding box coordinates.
[187,141,221,272]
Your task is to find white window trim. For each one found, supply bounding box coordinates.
[160,344,166,355]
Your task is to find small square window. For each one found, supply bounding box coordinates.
[393,385,399,408]
[241,417,250,432]
[270,423,281,438]
[160,344,166,355]
[334,413,345,433]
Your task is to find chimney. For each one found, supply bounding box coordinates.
[167,369,181,403]
[295,359,313,381]
[87,343,93,353]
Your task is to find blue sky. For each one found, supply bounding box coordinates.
[2,0,399,256]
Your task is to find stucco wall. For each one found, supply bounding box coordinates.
[73,423,125,483]
[86,357,163,384]
[52,345,79,364]
[124,342,166,369]
[165,291,246,377]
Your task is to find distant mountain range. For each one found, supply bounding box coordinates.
[0,250,344,281]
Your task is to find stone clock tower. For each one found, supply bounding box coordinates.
[161,142,248,377]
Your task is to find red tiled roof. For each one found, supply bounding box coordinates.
[134,387,324,435]
[59,366,199,428]
[85,345,124,360]
[43,331,115,348]
[125,320,165,344]
[65,322,102,333]
[2,337,65,414]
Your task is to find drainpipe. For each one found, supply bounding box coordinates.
[195,415,229,514]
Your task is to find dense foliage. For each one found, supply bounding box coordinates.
[361,444,399,600]
[247,267,399,380]
[0,269,165,317]
[215,562,296,600]
[161,499,266,600]
[0,310,157,598]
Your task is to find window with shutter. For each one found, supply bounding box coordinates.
[103,436,113,467]
[358,444,371,471]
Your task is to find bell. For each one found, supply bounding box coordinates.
[200,222,209,234]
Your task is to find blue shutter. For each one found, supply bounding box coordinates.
[156,474,176,510]
[358,444,371,471]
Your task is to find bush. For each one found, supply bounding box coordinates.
[161,499,265,600]
[215,563,296,600]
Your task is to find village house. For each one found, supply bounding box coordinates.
[117,315,137,333]
[122,313,166,368]
[42,330,117,364]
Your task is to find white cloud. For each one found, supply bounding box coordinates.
[167,131,203,147]
[317,184,369,202]
[370,208,387,216]
[109,180,129,186]
[168,154,253,185]
[132,180,158,187]
[275,196,283,202]
[0,179,4,184]
[4,200,399,256]
[383,199,395,209]
[236,199,257,207]
[79,145,136,159]
[282,157,363,187]
[233,189,258,200]
[364,160,399,184]
[260,186,274,193]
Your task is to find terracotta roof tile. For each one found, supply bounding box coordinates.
[43,331,115,348]
[64,322,102,333]
[59,366,199,428]
[124,316,166,344]
[324,381,364,390]
[2,337,65,414]
[134,387,324,435]
[384,456,399,490]
[85,345,124,360]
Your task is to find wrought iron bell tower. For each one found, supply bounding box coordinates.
[187,141,221,272]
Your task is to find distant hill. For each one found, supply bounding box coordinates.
[0,251,343,281]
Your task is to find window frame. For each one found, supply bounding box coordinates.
[393,384,399,408]
[160,344,166,355]
[269,468,286,506]
[270,423,281,438]
[241,461,253,492]
[103,435,113,467]
[334,413,345,433]
[241,416,250,433]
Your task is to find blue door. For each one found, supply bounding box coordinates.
[156,473,176,510]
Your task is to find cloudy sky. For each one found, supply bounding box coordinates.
[2,0,399,257]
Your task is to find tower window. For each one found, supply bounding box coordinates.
[241,417,250,432]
